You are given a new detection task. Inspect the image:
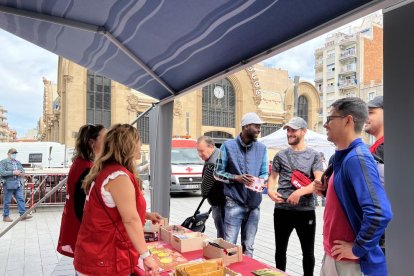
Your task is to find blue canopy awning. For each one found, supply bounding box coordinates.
[0,0,390,102]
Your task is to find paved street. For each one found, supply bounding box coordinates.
[0,190,326,276]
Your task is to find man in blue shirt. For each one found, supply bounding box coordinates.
[214,112,268,257]
[0,148,32,222]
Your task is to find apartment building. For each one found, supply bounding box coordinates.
[0,106,16,142]
[314,13,383,131]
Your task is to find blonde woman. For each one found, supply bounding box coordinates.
[74,124,160,276]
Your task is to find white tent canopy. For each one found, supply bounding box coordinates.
[259,128,335,161]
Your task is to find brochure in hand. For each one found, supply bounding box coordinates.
[245,177,266,193]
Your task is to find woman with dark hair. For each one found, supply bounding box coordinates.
[57,124,105,258]
[74,124,160,276]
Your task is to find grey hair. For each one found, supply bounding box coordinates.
[330,97,368,133]
[197,136,215,147]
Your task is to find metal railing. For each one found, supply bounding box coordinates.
[0,173,68,207]
[0,175,68,238]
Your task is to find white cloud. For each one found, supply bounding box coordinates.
[0,30,57,138]
[263,36,325,83]
[262,13,374,84]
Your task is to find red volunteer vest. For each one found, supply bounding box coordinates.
[74,164,146,276]
[57,157,92,257]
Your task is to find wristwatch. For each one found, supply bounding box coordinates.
[139,250,151,260]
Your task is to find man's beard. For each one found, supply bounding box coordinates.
[247,131,258,142]
[288,136,300,145]
[364,126,373,135]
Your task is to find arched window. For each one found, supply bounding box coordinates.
[202,79,235,127]
[261,123,283,137]
[298,95,308,123]
[87,71,111,128]
[204,131,233,148]
[136,112,149,144]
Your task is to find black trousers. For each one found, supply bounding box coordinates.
[273,208,316,276]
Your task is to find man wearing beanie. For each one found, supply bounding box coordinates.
[214,112,268,257]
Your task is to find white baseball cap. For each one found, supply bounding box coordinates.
[241,112,264,127]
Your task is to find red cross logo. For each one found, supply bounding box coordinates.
[185,167,193,173]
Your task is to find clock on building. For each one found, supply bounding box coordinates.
[213,85,225,99]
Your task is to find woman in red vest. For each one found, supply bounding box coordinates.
[74,124,160,276]
[57,124,105,257]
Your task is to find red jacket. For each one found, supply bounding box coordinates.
[74,163,146,276]
[57,157,92,257]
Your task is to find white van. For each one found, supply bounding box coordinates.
[0,142,70,168]
[170,139,204,194]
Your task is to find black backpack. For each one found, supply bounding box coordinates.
[181,197,212,232]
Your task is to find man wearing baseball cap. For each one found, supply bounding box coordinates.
[214,112,268,257]
[365,95,386,253]
[0,148,32,222]
[365,96,384,165]
[267,117,323,275]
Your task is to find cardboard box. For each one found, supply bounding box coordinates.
[171,232,207,253]
[144,217,169,242]
[144,231,158,242]
[172,259,241,276]
[145,216,169,232]
[203,238,243,266]
[160,225,192,244]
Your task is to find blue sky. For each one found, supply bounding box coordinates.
[0,30,57,137]
[0,13,371,138]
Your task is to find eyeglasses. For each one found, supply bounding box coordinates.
[325,115,345,123]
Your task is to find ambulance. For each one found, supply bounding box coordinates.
[170,139,204,194]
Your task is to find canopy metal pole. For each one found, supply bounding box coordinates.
[149,102,173,217]
[130,103,156,125]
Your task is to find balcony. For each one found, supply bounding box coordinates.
[326,86,335,93]
[339,35,357,46]
[340,63,357,74]
[339,48,356,61]
[314,59,323,68]
[339,78,358,89]
[0,121,7,127]
[326,71,335,80]
[315,72,323,82]
[315,47,324,55]
[326,56,335,65]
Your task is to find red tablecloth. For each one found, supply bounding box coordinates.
[135,242,284,275]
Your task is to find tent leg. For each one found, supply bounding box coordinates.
[148,102,173,218]
[384,3,414,275]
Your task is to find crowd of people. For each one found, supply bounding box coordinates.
[0,96,391,276]
[198,96,391,276]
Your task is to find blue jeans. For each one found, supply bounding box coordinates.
[3,186,26,217]
[211,205,225,239]
[224,197,260,257]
